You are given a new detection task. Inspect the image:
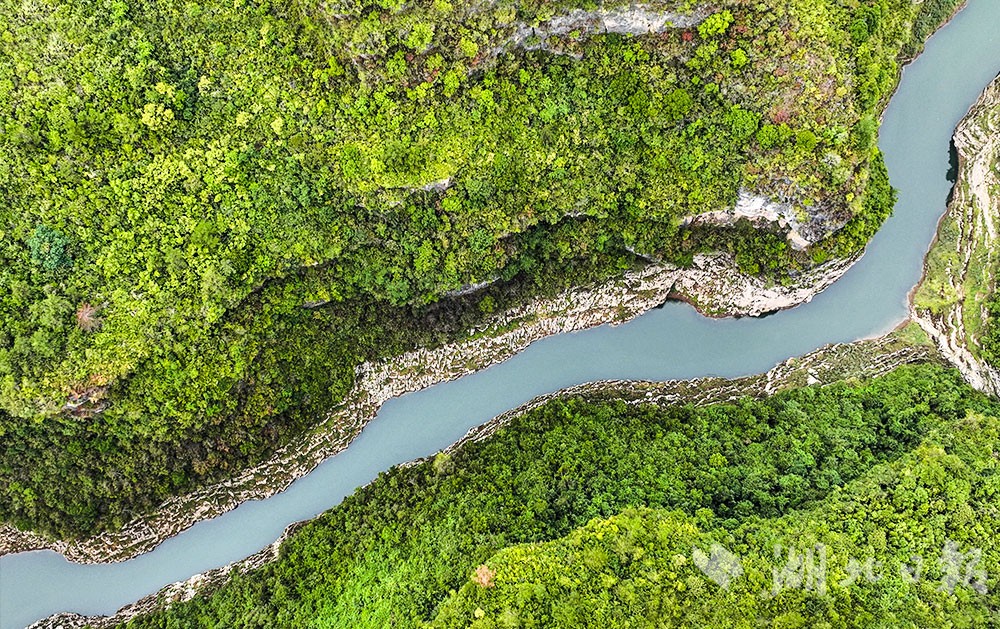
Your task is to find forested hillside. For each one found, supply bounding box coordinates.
[111,363,999,627]
[434,443,999,628]
[0,0,962,537]
[957,95,1000,372]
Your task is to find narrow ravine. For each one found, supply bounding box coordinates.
[2,1,1000,628]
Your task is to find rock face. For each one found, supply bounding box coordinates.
[0,0,886,565]
[29,333,936,629]
[912,75,1000,397]
[0,247,861,564]
[682,190,814,251]
[513,5,705,47]
[671,252,858,315]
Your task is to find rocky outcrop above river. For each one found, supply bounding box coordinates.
[912,74,1000,397]
[682,190,814,251]
[0,247,861,564]
[511,5,705,52]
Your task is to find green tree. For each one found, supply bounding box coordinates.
[27,225,71,271]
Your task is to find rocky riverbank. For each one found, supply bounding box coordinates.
[28,330,937,629]
[912,74,1000,397]
[0,248,859,564]
[438,329,937,458]
[31,519,308,629]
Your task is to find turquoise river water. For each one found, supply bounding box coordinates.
[2,2,999,627]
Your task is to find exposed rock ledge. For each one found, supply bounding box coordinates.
[911,74,1000,397]
[512,5,705,48]
[0,250,859,564]
[32,333,935,629]
[682,190,813,251]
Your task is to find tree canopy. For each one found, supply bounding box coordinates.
[0,0,963,537]
[115,363,998,627]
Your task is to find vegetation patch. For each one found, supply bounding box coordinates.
[0,0,962,537]
[107,364,997,628]
[982,291,1000,366]
[913,74,1000,385]
[435,408,999,627]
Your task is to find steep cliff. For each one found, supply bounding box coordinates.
[913,74,1000,396]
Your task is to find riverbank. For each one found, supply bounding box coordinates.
[0,249,857,563]
[2,0,932,546]
[7,4,990,617]
[0,0,969,572]
[4,0,971,561]
[912,74,1000,396]
[29,329,940,629]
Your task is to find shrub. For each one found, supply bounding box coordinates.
[26,225,71,271]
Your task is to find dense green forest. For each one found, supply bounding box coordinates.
[0,0,963,538]
[433,438,999,628]
[112,363,999,627]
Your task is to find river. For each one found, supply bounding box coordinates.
[2,2,1000,627]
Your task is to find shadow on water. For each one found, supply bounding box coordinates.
[947,139,960,186]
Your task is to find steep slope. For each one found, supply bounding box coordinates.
[37,349,998,628]
[433,412,999,627]
[0,0,961,540]
[913,73,1000,396]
